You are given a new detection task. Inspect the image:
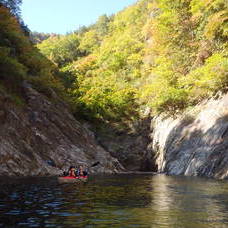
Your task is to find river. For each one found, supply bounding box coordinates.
[0,174,228,227]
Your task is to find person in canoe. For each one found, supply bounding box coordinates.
[67,166,77,177]
[76,165,88,177]
[62,162,99,177]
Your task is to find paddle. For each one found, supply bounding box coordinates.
[90,161,100,168]
[79,161,100,175]
[46,160,59,169]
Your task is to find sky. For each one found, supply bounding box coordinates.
[21,0,138,34]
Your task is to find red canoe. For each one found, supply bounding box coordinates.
[58,176,88,183]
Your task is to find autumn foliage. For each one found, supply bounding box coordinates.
[1,0,227,123]
[0,5,64,98]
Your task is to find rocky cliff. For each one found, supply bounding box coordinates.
[95,115,156,172]
[0,82,124,176]
[2,81,228,179]
[151,93,228,179]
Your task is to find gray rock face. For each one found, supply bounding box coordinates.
[151,93,228,179]
[0,84,124,176]
[96,116,156,172]
[2,81,227,178]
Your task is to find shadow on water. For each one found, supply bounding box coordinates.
[0,175,228,227]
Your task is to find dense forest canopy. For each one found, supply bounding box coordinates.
[38,0,228,122]
[0,0,227,126]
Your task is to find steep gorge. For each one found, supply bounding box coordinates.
[0,0,228,178]
[93,92,228,179]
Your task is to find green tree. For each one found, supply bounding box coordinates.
[37,34,85,67]
[95,14,111,36]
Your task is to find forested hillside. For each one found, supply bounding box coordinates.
[1,0,227,125]
[37,0,228,124]
[0,1,123,175]
[0,0,66,105]
[0,0,228,176]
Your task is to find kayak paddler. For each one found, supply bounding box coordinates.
[68,166,76,177]
[76,165,88,177]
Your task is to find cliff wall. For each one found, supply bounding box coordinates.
[0,83,124,176]
[152,93,228,179]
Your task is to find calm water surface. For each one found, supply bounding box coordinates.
[0,174,228,227]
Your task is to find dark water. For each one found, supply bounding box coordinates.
[0,174,228,228]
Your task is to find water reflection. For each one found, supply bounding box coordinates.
[144,175,228,228]
[0,175,228,227]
